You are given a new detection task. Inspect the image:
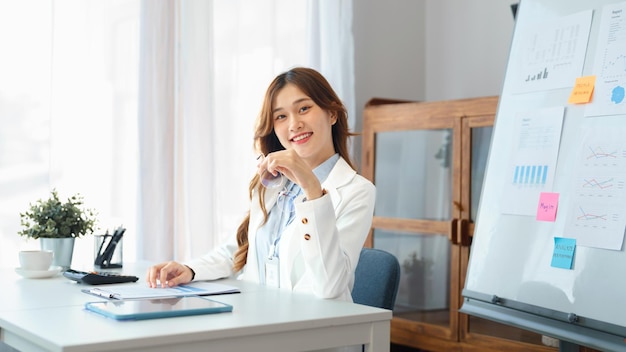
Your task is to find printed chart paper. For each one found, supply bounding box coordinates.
[564,127,626,250]
[513,10,592,94]
[501,107,564,216]
[586,2,626,117]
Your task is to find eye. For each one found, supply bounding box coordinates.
[274,114,286,121]
[299,105,312,114]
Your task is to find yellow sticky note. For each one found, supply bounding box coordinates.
[568,75,596,104]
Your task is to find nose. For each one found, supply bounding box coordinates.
[288,114,303,131]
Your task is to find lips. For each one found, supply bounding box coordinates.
[291,132,312,143]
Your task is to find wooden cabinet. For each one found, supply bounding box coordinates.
[361,96,557,351]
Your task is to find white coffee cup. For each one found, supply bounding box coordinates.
[18,250,54,271]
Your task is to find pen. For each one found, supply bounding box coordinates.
[89,288,121,300]
[94,230,110,265]
[97,226,126,267]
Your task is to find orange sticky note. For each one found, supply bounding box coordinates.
[568,75,595,104]
[537,192,559,222]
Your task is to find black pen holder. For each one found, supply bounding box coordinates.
[94,234,123,268]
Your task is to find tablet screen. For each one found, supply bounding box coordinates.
[85,296,233,320]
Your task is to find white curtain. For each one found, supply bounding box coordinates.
[0,1,141,268]
[307,0,356,143]
[0,0,355,267]
[137,0,178,262]
[137,0,220,262]
[137,0,355,262]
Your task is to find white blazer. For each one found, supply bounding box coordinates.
[184,157,376,301]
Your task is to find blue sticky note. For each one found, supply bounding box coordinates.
[551,237,576,269]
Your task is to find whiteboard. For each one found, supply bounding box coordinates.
[463,0,626,349]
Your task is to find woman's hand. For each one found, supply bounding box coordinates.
[258,150,324,200]
[146,261,193,288]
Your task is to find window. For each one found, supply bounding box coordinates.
[0,0,140,267]
[0,0,310,267]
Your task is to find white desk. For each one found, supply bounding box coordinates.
[0,263,391,352]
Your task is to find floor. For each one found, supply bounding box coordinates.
[391,343,429,352]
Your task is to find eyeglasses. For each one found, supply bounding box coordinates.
[258,154,286,189]
[257,154,297,216]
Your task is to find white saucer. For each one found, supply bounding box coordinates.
[15,266,62,279]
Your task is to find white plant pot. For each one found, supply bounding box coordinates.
[40,237,75,270]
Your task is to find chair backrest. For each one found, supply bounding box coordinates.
[352,248,401,310]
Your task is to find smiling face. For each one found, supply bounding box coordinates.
[272,83,337,168]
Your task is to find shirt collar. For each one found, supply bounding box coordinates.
[313,153,340,184]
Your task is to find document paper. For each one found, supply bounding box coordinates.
[83,281,240,300]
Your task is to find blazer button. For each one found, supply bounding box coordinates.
[301,218,308,224]
[304,234,311,240]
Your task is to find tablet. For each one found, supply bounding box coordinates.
[85,296,233,320]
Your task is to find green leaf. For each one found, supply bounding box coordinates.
[18,189,99,239]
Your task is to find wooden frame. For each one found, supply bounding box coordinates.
[361,96,559,351]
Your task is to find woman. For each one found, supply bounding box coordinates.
[147,67,375,302]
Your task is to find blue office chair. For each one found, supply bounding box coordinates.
[352,248,401,310]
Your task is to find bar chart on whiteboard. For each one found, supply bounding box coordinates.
[513,10,592,94]
[512,164,549,185]
[501,106,564,215]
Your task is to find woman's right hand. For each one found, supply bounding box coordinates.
[146,261,193,288]
[258,149,324,200]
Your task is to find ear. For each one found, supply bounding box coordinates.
[330,112,338,125]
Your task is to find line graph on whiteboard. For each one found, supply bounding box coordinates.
[584,144,626,168]
[573,206,620,229]
[565,201,626,249]
[577,175,626,198]
[564,128,626,250]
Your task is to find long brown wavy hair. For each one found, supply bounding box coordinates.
[232,67,357,272]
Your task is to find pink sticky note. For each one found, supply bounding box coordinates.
[537,192,559,221]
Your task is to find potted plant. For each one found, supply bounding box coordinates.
[18,189,98,270]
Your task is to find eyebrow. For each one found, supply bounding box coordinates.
[272,97,312,114]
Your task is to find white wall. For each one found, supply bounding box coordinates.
[352,0,516,163]
[424,1,515,101]
[353,0,426,106]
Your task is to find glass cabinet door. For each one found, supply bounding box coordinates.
[373,129,453,331]
[374,129,453,222]
[361,101,463,347]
